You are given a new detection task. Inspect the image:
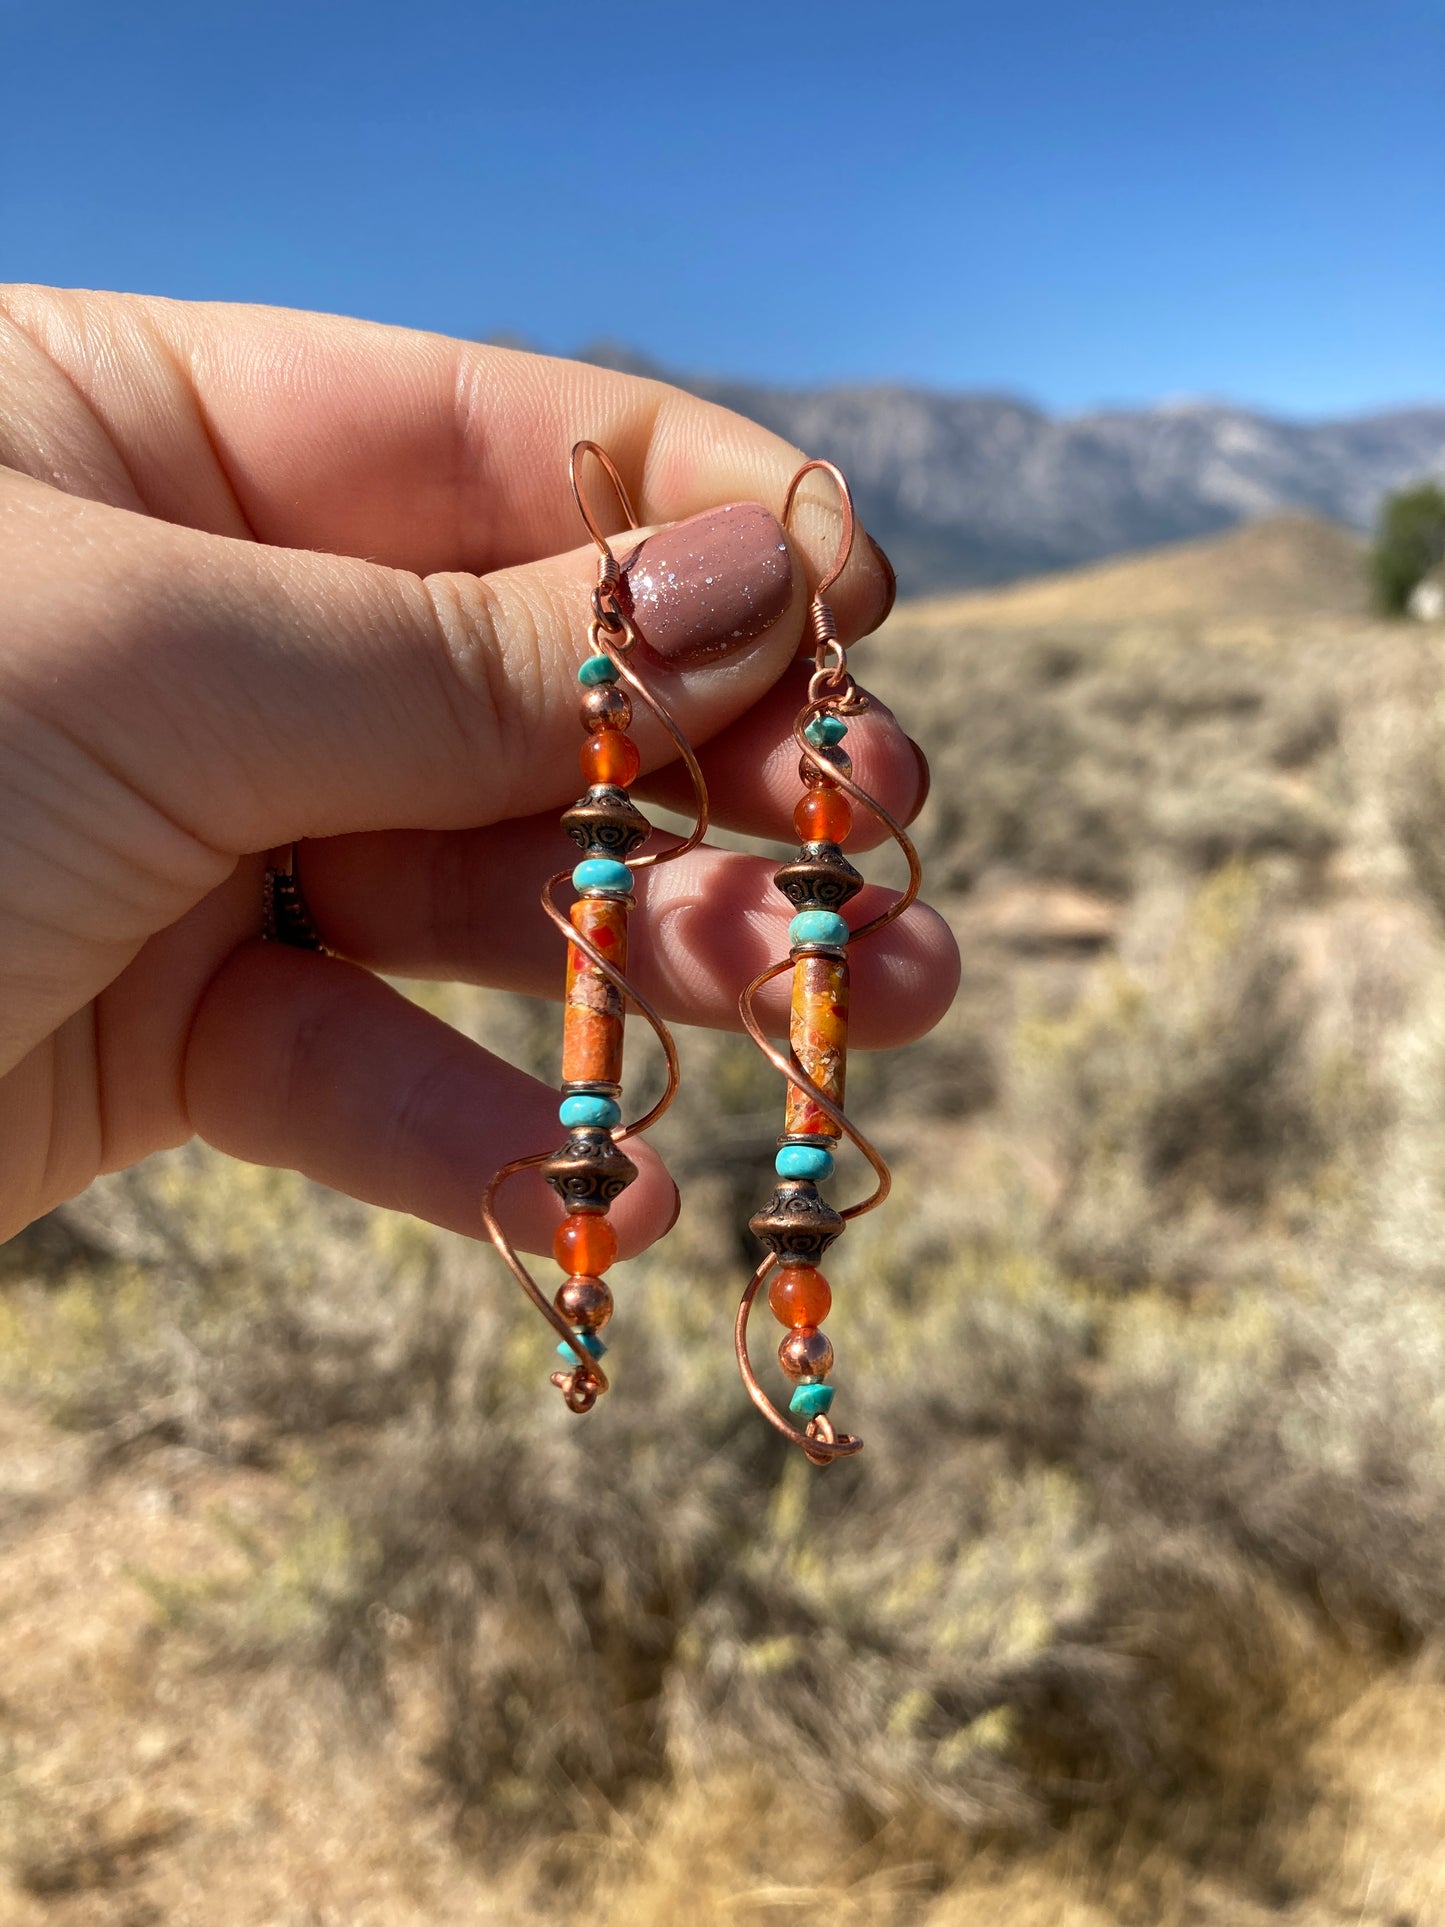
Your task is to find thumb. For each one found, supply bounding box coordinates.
[4,473,804,855]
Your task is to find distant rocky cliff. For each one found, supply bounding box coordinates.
[578,345,1445,595]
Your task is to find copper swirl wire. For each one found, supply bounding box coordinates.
[735,461,922,1464]
[480,443,709,1410]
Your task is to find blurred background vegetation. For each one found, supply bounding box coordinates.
[7,502,1445,1922]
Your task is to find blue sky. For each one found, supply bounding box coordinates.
[1,0,1440,415]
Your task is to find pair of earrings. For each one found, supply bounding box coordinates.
[483,443,919,1466]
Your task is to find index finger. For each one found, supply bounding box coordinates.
[0,290,893,635]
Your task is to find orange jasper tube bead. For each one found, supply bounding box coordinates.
[784,954,850,1140]
[562,896,629,1087]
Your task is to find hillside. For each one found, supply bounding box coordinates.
[578,343,1445,594]
[907,513,1369,628]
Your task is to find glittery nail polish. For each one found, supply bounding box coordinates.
[620,503,794,668]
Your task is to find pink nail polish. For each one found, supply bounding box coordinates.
[620,503,793,668]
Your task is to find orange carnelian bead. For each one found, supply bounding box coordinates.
[580,730,642,787]
[768,1264,833,1329]
[793,787,853,845]
[553,1212,619,1276]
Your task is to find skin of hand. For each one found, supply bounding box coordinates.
[0,288,960,1258]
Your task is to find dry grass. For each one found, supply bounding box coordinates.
[6,584,1445,1920]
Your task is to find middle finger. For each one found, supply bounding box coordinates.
[303,821,958,1049]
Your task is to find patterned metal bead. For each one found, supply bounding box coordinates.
[541,1128,639,1213]
[773,841,864,912]
[561,785,651,862]
[580,685,632,731]
[749,1180,845,1264]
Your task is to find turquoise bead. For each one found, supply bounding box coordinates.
[803,713,848,749]
[776,1143,835,1181]
[789,909,850,949]
[573,858,633,895]
[559,1093,622,1129]
[557,1327,607,1361]
[789,1381,836,1418]
[578,653,620,686]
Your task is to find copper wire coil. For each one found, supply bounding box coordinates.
[733,703,923,1463]
[481,605,708,1404]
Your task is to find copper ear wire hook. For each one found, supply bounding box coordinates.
[571,440,642,638]
[781,459,862,698]
[570,439,640,555]
[781,458,855,600]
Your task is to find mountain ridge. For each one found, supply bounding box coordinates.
[573,343,1445,595]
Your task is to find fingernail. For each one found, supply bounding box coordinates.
[908,738,932,820]
[621,503,793,668]
[866,534,898,628]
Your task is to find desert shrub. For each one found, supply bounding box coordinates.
[1013,866,1381,1292]
[868,619,1348,898]
[1370,480,1445,615]
[1388,642,1445,931]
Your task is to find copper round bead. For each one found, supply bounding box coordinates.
[778,1325,834,1381]
[799,748,853,789]
[555,1275,614,1332]
[580,685,633,731]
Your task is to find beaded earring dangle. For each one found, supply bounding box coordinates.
[735,460,922,1466]
[481,442,709,1416]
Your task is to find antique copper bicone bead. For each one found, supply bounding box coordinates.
[768,1264,833,1328]
[553,1211,619,1276]
[556,1274,614,1332]
[580,685,632,731]
[773,843,865,914]
[562,895,629,1087]
[749,1180,846,1265]
[562,785,650,862]
[794,787,853,846]
[541,1127,638,1213]
[778,1325,834,1380]
[581,729,642,788]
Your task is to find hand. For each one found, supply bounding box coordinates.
[0,289,958,1255]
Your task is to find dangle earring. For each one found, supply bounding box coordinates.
[736,461,921,1465]
[482,442,708,1414]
